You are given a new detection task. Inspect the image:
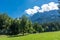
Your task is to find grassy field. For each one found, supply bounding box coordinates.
[0,31,60,40]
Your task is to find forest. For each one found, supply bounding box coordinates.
[0,13,60,36]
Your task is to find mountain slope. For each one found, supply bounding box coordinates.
[30,10,60,24]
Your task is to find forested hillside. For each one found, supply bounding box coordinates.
[0,13,60,35]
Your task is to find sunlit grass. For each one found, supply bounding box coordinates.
[0,31,60,40]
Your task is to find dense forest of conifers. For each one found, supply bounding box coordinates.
[0,13,60,35]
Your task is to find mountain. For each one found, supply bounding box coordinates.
[30,10,60,24]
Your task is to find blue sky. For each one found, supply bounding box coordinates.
[0,0,58,18]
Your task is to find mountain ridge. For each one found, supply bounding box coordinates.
[30,10,60,24]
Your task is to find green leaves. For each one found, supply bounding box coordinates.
[0,13,60,35]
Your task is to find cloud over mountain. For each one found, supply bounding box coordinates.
[25,2,59,15]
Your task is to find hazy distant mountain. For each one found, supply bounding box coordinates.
[30,10,60,24]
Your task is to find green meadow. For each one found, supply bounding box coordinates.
[0,31,60,40]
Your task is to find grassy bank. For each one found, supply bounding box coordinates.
[0,31,60,40]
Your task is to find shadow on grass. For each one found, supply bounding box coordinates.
[7,33,30,38]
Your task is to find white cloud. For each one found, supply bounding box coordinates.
[48,2,59,10]
[25,8,37,15]
[25,6,40,15]
[25,2,59,15]
[33,6,40,11]
[41,4,50,11]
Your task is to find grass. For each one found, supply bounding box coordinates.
[0,31,60,40]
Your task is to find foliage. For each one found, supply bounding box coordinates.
[0,13,60,35]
